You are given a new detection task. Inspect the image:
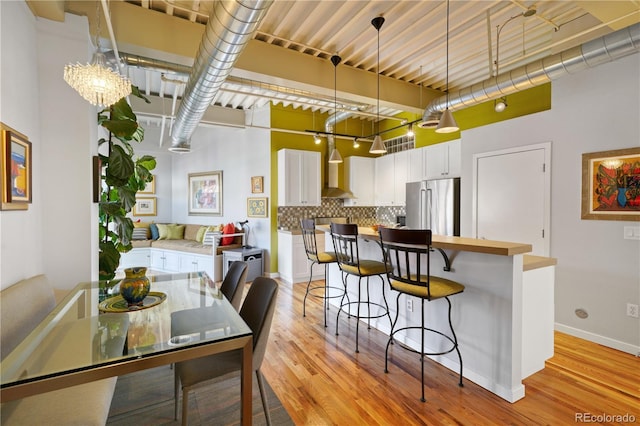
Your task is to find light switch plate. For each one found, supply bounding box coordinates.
[623,226,640,240]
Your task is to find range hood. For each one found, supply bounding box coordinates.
[321,137,355,199]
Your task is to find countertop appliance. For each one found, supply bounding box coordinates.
[405,178,460,236]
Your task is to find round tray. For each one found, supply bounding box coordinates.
[99,292,167,313]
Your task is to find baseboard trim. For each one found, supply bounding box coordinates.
[555,323,640,355]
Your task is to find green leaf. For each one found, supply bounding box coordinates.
[137,155,157,171]
[111,98,136,121]
[99,201,123,216]
[108,145,135,181]
[118,186,137,212]
[102,119,138,139]
[99,241,121,281]
[131,85,151,103]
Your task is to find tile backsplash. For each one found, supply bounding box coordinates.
[277,198,405,229]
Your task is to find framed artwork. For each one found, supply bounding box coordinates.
[251,176,264,193]
[133,197,157,216]
[92,156,101,203]
[1,123,32,211]
[247,197,268,218]
[139,175,155,194]
[581,147,640,221]
[189,171,222,216]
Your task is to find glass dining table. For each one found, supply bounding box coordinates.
[0,271,254,425]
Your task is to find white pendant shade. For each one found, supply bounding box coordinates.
[369,135,386,154]
[328,147,343,163]
[435,109,459,133]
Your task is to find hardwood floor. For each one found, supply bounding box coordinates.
[262,278,640,425]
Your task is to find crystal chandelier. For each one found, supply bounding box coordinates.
[63,3,131,107]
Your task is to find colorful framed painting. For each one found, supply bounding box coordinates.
[189,171,222,216]
[139,175,155,194]
[247,197,268,218]
[133,197,157,216]
[251,176,264,193]
[581,147,640,221]
[1,123,32,210]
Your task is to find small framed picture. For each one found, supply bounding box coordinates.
[251,176,264,193]
[247,197,268,218]
[139,175,155,194]
[1,122,32,210]
[133,197,157,216]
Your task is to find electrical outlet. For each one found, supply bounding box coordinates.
[627,303,639,318]
[407,299,413,312]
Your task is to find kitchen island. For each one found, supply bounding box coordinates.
[317,225,556,403]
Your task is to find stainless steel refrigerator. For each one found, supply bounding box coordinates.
[405,178,460,236]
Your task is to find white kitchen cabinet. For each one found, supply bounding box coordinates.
[150,249,180,272]
[119,248,150,269]
[407,146,425,183]
[178,252,213,277]
[374,151,408,206]
[374,154,395,206]
[343,156,375,206]
[393,150,408,205]
[278,231,326,283]
[278,149,321,206]
[424,139,461,179]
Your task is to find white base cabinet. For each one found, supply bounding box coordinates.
[119,248,213,279]
[278,231,326,284]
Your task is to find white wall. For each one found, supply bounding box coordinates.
[0,1,43,288]
[132,106,272,271]
[460,53,640,353]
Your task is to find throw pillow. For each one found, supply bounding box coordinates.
[195,226,208,243]
[132,228,148,240]
[149,223,159,240]
[221,222,236,246]
[156,224,169,240]
[133,221,151,239]
[166,224,185,240]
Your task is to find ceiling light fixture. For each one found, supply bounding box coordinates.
[369,16,387,154]
[436,0,459,134]
[314,133,321,144]
[328,54,343,164]
[63,2,131,107]
[407,123,415,138]
[493,6,537,113]
[353,138,360,148]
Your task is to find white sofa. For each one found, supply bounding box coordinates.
[0,275,117,425]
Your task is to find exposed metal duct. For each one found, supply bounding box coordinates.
[323,110,355,199]
[422,22,640,126]
[169,0,273,152]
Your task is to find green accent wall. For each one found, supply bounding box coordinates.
[268,83,551,272]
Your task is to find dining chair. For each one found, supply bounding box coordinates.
[300,218,347,327]
[170,261,248,343]
[330,223,391,353]
[220,261,249,311]
[378,227,465,402]
[174,276,279,426]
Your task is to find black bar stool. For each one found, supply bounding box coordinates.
[379,227,464,402]
[300,219,347,327]
[330,223,391,353]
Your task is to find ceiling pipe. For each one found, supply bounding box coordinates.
[421,22,640,127]
[169,0,273,152]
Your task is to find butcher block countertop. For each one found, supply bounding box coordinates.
[316,225,557,271]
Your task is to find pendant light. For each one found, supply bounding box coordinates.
[328,54,343,164]
[436,0,459,133]
[369,16,387,154]
[63,2,131,107]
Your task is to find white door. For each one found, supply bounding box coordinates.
[473,143,550,256]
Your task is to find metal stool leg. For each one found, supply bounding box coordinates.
[355,276,362,353]
[303,260,317,318]
[447,297,464,387]
[385,293,402,374]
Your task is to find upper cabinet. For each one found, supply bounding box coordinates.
[423,139,461,180]
[374,151,408,206]
[344,156,375,206]
[278,149,321,206]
